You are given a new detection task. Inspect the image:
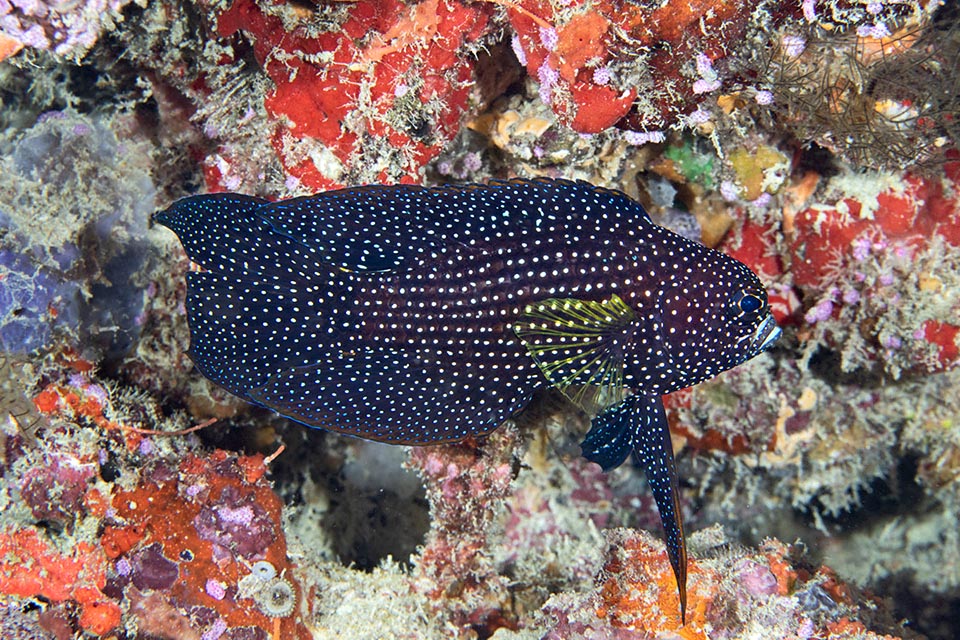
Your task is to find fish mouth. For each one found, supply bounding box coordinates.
[750,314,782,354]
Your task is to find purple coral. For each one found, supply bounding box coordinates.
[510,33,527,66]
[537,63,560,105]
[18,453,95,527]
[130,544,179,591]
[623,130,665,146]
[193,486,277,559]
[737,560,779,598]
[115,558,132,576]
[783,35,806,58]
[206,579,227,601]
[201,618,227,640]
[592,66,612,86]
[693,78,722,94]
[539,26,558,51]
[804,300,834,325]
[0,250,80,355]
[755,90,774,105]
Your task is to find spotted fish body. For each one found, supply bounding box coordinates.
[155,178,780,622]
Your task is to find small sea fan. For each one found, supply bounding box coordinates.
[750,4,959,170]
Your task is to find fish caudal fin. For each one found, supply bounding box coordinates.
[586,394,688,624]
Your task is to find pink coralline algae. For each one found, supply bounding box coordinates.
[408,424,520,634]
[736,559,780,598]
[193,486,277,559]
[0,0,134,58]
[206,579,227,601]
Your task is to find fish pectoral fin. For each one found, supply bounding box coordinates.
[587,394,688,624]
[513,295,637,410]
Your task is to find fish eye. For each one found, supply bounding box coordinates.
[739,293,763,313]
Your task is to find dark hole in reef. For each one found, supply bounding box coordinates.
[287,0,317,13]
[781,455,954,640]
[875,571,960,640]
[98,453,122,482]
[33,519,66,537]
[806,455,925,532]
[327,481,430,571]
[404,114,435,144]
[190,410,279,453]
[784,456,937,605]
[795,143,841,179]
[267,422,430,571]
[805,345,886,388]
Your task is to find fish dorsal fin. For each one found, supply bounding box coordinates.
[259,186,439,273]
[154,179,652,276]
[252,179,651,274]
[512,295,638,409]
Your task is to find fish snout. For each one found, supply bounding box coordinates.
[751,314,781,354]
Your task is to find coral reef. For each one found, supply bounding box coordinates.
[0,361,927,638]
[408,425,520,633]
[526,528,904,640]
[746,2,960,169]
[506,0,774,133]
[1,0,959,638]
[0,369,311,638]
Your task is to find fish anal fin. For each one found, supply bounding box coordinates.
[513,295,637,410]
[246,346,529,446]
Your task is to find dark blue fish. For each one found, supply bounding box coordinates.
[154,178,780,622]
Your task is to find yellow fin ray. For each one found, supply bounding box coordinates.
[512,295,637,408]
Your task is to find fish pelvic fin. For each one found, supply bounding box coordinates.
[583,393,688,624]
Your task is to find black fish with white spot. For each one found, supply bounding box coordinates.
[154,178,781,622]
